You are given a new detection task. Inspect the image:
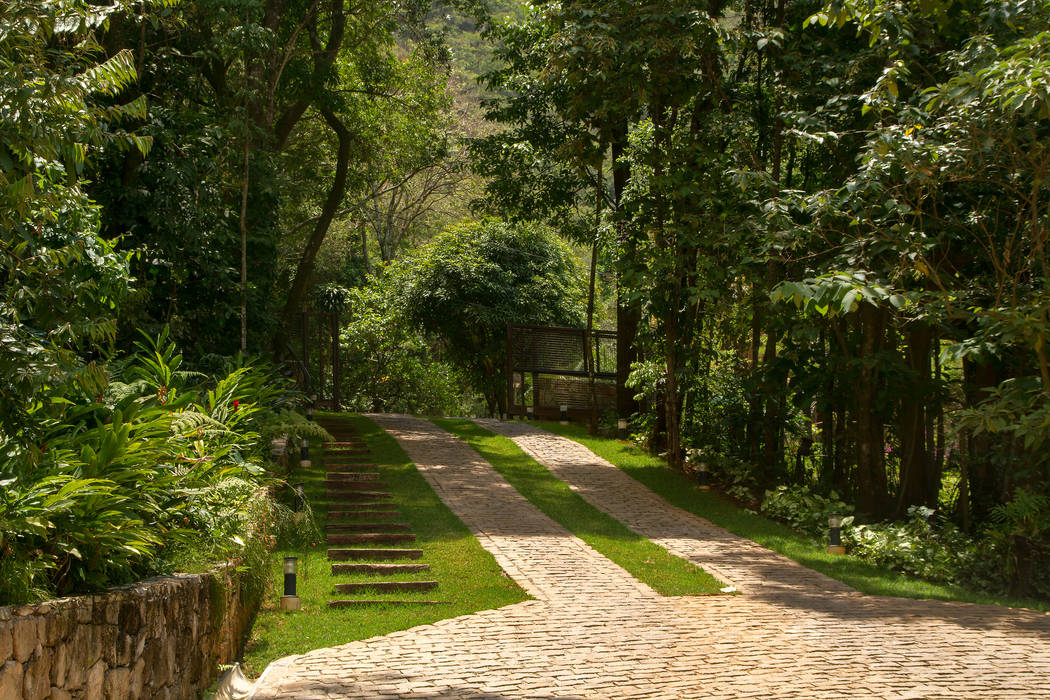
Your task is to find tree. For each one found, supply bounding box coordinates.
[390,219,586,415]
[0,0,151,440]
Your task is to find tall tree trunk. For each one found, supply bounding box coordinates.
[747,294,763,461]
[276,107,352,350]
[586,153,602,434]
[612,124,640,420]
[897,321,934,515]
[665,313,682,469]
[855,303,888,516]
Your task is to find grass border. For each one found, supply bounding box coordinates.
[433,418,724,596]
[533,420,1049,612]
[241,414,529,675]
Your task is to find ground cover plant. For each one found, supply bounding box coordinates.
[241,414,529,676]
[0,332,327,605]
[536,421,1049,612]
[435,418,724,596]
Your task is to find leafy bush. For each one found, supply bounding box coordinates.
[338,283,481,415]
[844,506,992,589]
[761,484,853,539]
[0,332,324,604]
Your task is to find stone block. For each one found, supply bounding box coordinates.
[22,645,52,700]
[129,657,146,698]
[0,660,23,699]
[118,599,141,632]
[12,615,38,662]
[44,610,70,646]
[64,624,93,688]
[104,666,130,699]
[115,633,134,667]
[140,638,160,689]
[104,597,120,626]
[51,638,68,687]
[84,660,106,699]
[97,625,119,667]
[0,622,12,662]
[76,600,93,624]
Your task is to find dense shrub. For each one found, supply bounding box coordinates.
[844,507,990,589]
[758,483,1048,598]
[761,485,853,539]
[0,333,327,605]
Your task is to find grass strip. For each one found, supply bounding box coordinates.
[535,420,1049,612]
[433,418,724,596]
[241,414,529,676]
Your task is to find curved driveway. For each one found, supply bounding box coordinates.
[251,415,1050,699]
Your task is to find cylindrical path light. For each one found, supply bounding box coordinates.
[559,404,569,424]
[696,461,710,491]
[827,513,846,555]
[299,437,311,468]
[617,418,628,440]
[280,557,301,611]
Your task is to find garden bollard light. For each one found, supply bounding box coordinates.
[697,461,710,491]
[526,405,534,420]
[293,484,306,512]
[827,513,846,555]
[280,557,301,611]
[560,404,569,424]
[299,437,311,467]
[306,405,314,421]
[617,418,628,440]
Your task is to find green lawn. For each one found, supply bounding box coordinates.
[534,420,1050,612]
[433,418,724,596]
[241,414,529,676]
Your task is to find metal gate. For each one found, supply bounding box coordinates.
[505,324,617,421]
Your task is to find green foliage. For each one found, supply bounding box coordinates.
[0,0,154,438]
[338,284,478,415]
[390,218,586,414]
[761,485,854,539]
[0,332,309,604]
[845,507,994,590]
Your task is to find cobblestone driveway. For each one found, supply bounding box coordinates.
[250,415,1050,699]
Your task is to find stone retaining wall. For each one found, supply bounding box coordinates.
[0,569,256,700]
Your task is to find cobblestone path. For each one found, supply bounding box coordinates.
[250,415,1050,700]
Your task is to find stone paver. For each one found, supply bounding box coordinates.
[251,415,1050,700]
[475,419,851,600]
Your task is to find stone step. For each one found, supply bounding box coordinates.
[327,522,411,533]
[325,490,393,501]
[327,548,423,561]
[325,448,369,455]
[333,580,438,594]
[324,459,376,467]
[326,472,382,481]
[327,532,416,545]
[326,599,443,608]
[329,512,401,523]
[327,503,399,513]
[324,480,388,491]
[329,514,403,524]
[331,563,430,575]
